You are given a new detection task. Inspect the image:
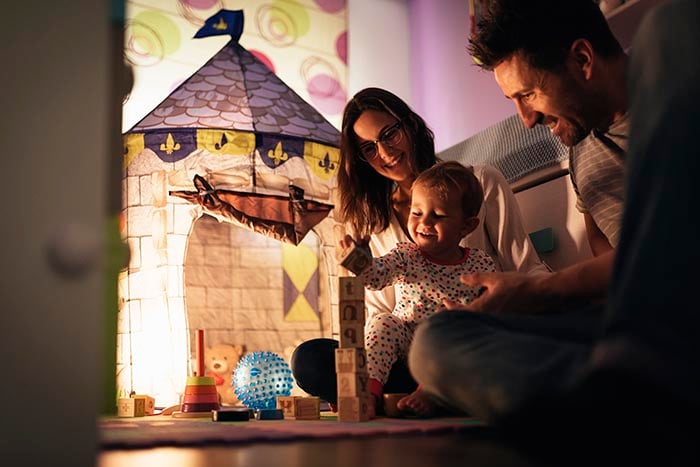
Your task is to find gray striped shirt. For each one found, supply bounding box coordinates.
[569,114,628,247]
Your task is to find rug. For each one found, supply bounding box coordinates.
[99,413,485,450]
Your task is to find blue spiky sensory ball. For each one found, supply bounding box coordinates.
[233,351,294,410]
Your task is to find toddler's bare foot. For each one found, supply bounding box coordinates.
[396,389,436,418]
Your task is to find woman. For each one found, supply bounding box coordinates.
[291,87,548,416]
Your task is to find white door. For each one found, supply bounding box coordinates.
[0,1,121,465]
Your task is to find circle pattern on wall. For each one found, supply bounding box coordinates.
[255,1,310,47]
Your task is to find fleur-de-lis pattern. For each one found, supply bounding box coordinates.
[129,41,339,147]
[267,141,289,166]
[159,133,181,154]
[123,10,341,245]
[318,153,336,173]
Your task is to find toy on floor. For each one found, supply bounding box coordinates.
[336,276,372,422]
[179,375,220,413]
[117,396,145,417]
[131,393,156,415]
[255,408,285,420]
[211,407,250,422]
[277,396,321,420]
[117,393,156,417]
[172,329,220,418]
[233,351,294,410]
[204,343,244,405]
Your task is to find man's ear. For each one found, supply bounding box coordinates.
[569,38,594,80]
[461,216,480,237]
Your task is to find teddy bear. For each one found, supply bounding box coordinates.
[204,343,244,405]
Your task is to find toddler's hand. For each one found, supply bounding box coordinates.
[339,234,370,250]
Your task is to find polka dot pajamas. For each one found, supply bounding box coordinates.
[360,242,496,384]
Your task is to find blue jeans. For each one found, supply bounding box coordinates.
[409,306,599,422]
[410,0,700,427]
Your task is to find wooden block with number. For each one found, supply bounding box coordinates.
[337,396,372,422]
[293,397,321,420]
[335,348,367,373]
[339,300,365,326]
[339,242,372,275]
[338,276,364,301]
[339,323,364,348]
[337,371,370,397]
[117,397,145,417]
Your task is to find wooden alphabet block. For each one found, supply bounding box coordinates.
[276,396,299,419]
[335,348,367,373]
[117,397,145,417]
[131,394,156,415]
[276,396,320,420]
[339,323,364,348]
[339,300,365,326]
[337,396,372,422]
[339,276,364,301]
[339,242,372,275]
[293,397,321,420]
[337,371,370,397]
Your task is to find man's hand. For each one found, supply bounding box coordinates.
[443,252,614,314]
[443,271,551,313]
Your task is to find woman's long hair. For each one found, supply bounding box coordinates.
[338,87,436,237]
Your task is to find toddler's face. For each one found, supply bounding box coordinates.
[408,183,471,262]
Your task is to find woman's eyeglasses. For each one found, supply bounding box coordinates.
[358,121,404,162]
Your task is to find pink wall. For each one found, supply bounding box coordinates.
[409,0,515,152]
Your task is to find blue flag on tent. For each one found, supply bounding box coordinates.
[193,9,243,41]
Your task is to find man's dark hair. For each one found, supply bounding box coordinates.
[468,0,624,71]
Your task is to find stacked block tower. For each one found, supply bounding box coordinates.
[335,276,371,421]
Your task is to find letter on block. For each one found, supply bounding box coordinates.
[337,397,371,422]
[132,394,156,415]
[340,243,372,275]
[335,348,367,373]
[337,372,370,397]
[276,396,299,419]
[118,397,145,417]
[339,323,364,348]
[339,276,364,301]
[339,300,365,326]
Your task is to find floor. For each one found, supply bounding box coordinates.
[98,428,546,467]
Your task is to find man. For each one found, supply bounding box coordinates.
[410,0,699,463]
[457,0,628,314]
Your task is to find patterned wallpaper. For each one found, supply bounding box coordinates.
[123,0,348,132]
